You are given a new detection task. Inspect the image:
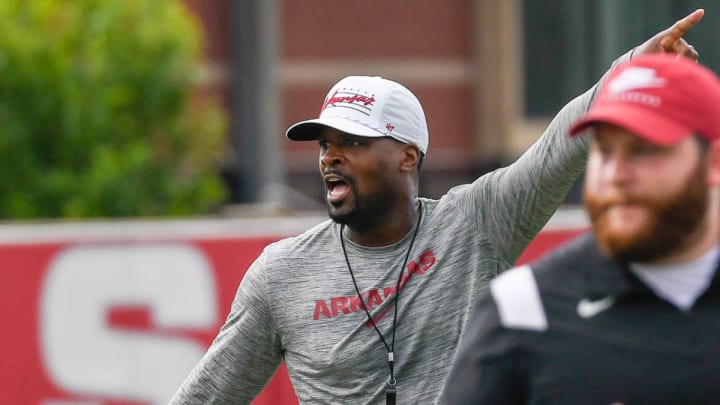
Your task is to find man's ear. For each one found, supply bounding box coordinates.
[399,144,421,172]
[706,140,720,186]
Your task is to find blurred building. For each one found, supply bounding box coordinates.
[183,0,719,210]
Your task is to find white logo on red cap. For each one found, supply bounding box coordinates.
[608,67,666,94]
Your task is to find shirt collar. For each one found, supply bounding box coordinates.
[579,233,720,299]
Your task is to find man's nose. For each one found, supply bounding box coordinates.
[320,144,344,167]
[602,154,633,184]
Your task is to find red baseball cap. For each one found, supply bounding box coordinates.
[570,53,720,145]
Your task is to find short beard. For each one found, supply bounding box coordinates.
[328,182,393,233]
[585,162,709,263]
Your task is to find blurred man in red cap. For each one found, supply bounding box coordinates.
[444,53,720,404]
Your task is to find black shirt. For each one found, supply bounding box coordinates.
[443,232,720,405]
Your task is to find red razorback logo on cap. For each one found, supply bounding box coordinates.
[320,89,376,113]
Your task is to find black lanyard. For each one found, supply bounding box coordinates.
[340,201,423,405]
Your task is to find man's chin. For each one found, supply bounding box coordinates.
[327,204,355,225]
[329,212,349,225]
[595,224,671,263]
[596,230,640,257]
[593,217,655,261]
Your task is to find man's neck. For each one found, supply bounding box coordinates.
[345,200,421,247]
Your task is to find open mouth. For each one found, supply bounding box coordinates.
[324,175,351,204]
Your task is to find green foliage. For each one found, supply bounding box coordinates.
[0,0,227,219]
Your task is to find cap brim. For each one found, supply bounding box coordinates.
[569,104,692,146]
[286,117,386,141]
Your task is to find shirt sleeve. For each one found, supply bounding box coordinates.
[169,253,283,404]
[457,48,635,266]
[441,290,527,405]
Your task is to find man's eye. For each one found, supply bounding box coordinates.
[592,143,613,157]
[346,139,360,147]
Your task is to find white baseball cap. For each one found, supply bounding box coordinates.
[286,76,429,154]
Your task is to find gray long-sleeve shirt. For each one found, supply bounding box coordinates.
[170,50,633,405]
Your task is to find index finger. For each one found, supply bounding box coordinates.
[661,8,704,47]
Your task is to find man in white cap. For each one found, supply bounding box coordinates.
[171,10,703,405]
[444,52,720,404]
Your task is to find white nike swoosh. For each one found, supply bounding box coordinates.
[577,296,616,318]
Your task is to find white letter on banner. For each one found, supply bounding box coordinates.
[40,244,217,404]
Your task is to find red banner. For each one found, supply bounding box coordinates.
[0,213,586,404]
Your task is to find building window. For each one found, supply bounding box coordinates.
[522,0,712,118]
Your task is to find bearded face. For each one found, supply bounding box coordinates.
[583,130,710,263]
[318,130,413,232]
[327,169,401,231]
